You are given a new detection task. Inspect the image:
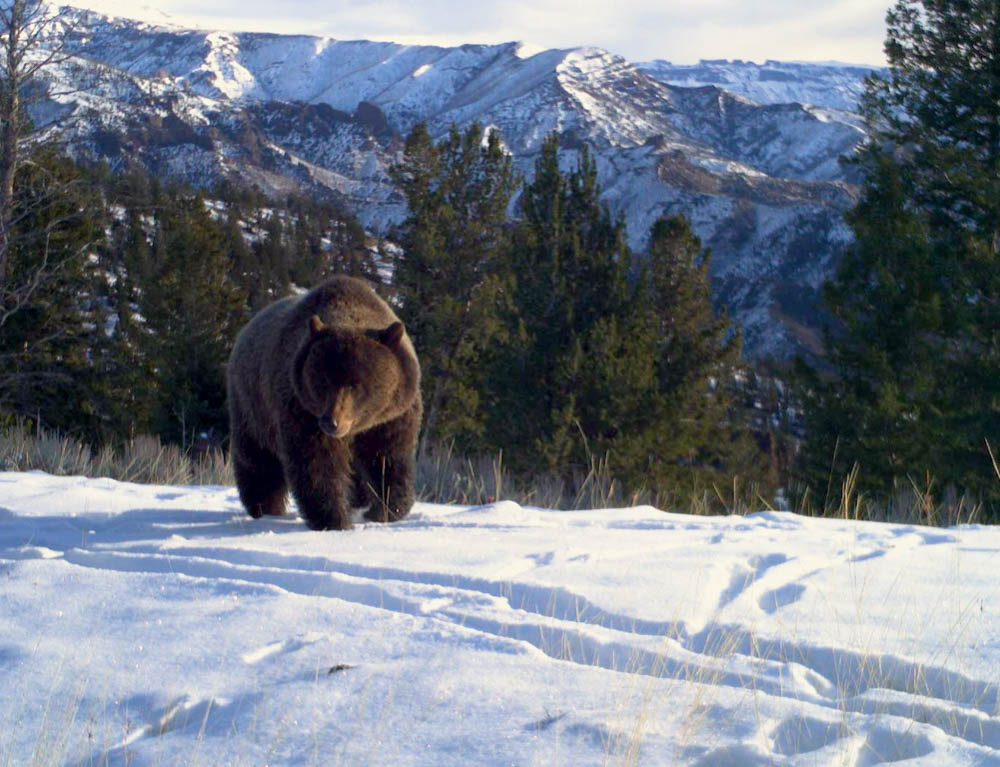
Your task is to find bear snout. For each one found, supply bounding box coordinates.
[318,413,353,439]
[318,414,339,436]
[319,390,356,438]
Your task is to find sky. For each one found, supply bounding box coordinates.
[70,0,889,66]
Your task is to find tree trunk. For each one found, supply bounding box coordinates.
[991,1,1000,256]
[0,0,24,292]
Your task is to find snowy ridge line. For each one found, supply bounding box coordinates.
[25,7,874,359]
[55,544,1000,750]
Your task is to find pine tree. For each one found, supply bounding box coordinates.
[0,3,105,435]
[0,0,73,296]
[799,0,1000,513]
[391,122,519,450]
[492,135,636,476]
[90,199,157,439]
[797,156,949,497]
[253,211,290,305]
[0,150,107,437]
[326,215,378,281]
[637,216,764,501]
[872,0,1000,251]
[139,190,246,447]
[493,136,768,503]
[224,203,266,309]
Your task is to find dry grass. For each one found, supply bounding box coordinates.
[790,461,988,528]
[0,421,233,487]
[415,442,770,514]
[0,422,993,523]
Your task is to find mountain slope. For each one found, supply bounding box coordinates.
[637,58,880,113]
[36,6,870,357]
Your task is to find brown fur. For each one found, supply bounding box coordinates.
[227,276,422,530]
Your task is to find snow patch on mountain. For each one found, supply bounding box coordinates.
[43,4,870,359]
[638,58,882,113]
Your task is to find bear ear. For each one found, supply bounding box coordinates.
[308,315,326,336]
[379,321,405,349]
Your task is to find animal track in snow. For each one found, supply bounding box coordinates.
[241,632,326,664]
[716,552,790,609]
[56,536,1000,760]
[770,715,846,756]
[855,726,935,766]
[758,583,806,613]
[6,478,998,767]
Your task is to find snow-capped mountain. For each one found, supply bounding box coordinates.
[638,59,880,114]
[34,6,875,358]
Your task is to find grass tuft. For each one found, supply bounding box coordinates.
[0,422,993,523]
[0,421,233,486]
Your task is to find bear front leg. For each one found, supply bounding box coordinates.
[232,430,288,518]
[283,432,354,530]
[354,410,418,523]
[356,451,415,523]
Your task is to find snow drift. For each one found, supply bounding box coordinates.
[2,471,998,765]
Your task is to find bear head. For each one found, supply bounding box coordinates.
[293,315,407,439]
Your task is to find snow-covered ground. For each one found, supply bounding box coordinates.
[2,471,998,766]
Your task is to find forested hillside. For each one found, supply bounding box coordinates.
[0,129,785,510]
[13,3,872,359]
[1,155,378,448]
[1,0,998,522]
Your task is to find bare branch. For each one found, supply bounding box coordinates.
[0,0,88,308]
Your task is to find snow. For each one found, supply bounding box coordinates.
[38,7,870,360]
[514,41,547,60]
[2,471,999,765]
[638,59,882,113]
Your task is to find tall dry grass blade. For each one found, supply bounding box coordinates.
[987,439,1000,482]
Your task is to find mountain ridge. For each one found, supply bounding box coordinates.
[36,4,875,358]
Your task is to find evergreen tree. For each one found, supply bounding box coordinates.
[493,136,768,502]
[635,216,763,499]
[224,203,267,310]
[0,149,108,437]
[0,0,72,295]
[797,157,949,498]
[391,122,519,450]
[0,155,389,447]
[253,210,290,305]
[871,0,1000,251]
[139,190,246,447]
[91,199,157,439]
[491,136,635,473]
[500,137,633,473]
[326,216,378,281]
[799,0,1000,513]
[0,1,109,436]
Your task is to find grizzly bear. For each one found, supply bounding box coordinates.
[226,276,422,530]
